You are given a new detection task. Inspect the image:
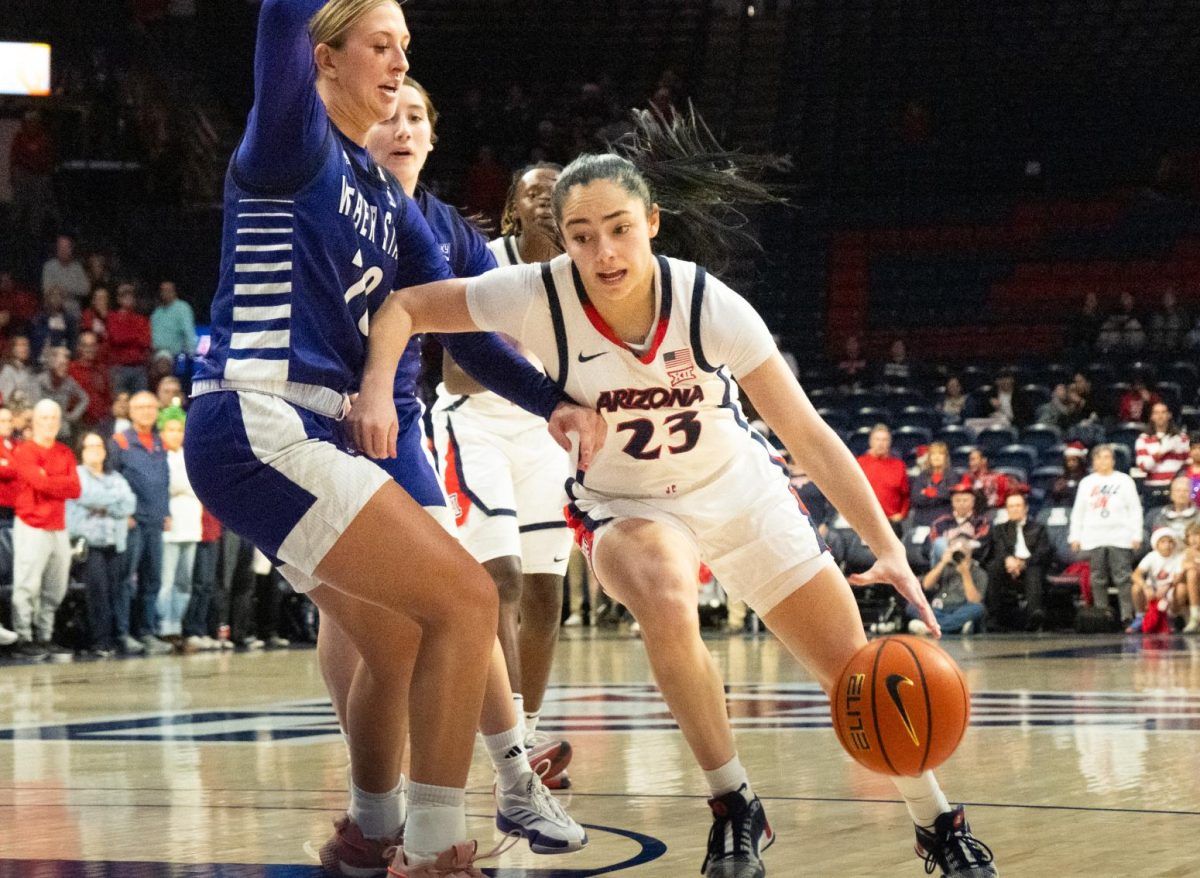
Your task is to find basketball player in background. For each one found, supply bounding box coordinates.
[432,163,576,786]
[350,108,999,878]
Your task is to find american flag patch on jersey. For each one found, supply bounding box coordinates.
[663,348,696,386]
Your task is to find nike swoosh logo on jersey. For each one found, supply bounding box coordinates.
[578,351,608,363]
[553,555,568,563]
[885,673,921,747]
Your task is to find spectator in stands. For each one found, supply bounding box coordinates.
[69,332,113,428]
[1150,476,1199,546]
[928,479,991,566]
[109,391,172,656]
[989,368,1016,425]
[1136,402,1189,508]
[1066,291,1103,357]
[32,287,80,358]
[157,406,200,646]
[107,283,151,394]
[464,145,510,225]
[156,375,184,409]
[80,287,112,348]
[1037,383,1080,430]
[1051,441,1090,505]
[0,272,41,339]
[1069,445,1143,624]
[880,338,911,388]
[37,348,89,440]
[910,441,958,527]
[40,235,90,311]
[1118,376,1161,424]
[1148,289,1189,354]
[150,280,196,360]
[183,509,222,651]
[967,448,1014,510]
[856,424,909,534]
[10,110,58,239]
[67,431,136,658]
[835,335,867,388]
[0,336,42,408]
[84,253,114,292]
[906,536,988,637]
[986,493,1052,631]
[1181,524,1200,634]
[938,375,968,424]
[1068,372,1099,424]
[9,399,81,659]
[1186,436,1200,506]
[1096,291,1146,355]
[0,407,19,523]
[1129,529,1182,635]
[103,392,132,438]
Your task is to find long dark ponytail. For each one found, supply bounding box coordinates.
[552,104,791,271]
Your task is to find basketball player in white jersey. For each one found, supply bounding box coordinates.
[350,109,999,878]
[432,163,575,785]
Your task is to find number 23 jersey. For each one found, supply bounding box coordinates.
[466,253,778,499]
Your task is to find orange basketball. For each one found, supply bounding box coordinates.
[830,635,970,776]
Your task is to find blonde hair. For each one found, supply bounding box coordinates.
[309,0,399,50]
[926,440,950,470]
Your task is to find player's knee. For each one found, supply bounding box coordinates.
[485,557,523,606]
[435,561,498,631]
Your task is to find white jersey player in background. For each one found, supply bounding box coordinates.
[432,162,575,785]
[351,109,999,878]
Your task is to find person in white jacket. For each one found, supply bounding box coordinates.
[157,406,201,642]
[1069,444,1144,622]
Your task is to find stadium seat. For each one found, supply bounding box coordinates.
[1112,444,1132,473]
[992,443,1038,473]
[995,465,1029,486]
[892,425,932,457]
[1156,380,1182,412]
[847,427,873,457]
[1020,423,1063,454]
[951,445,975,471]
[817,408,850,433]
[976,425,1019,456]
[1028,465,1064,501]
[935,424,977,447]
[850,406,891,430]
[896,406,940,432]
[1039,443,1067,466]
[1165,360,1199,397]
[1037,505,1084,568]
[1107,422,1146,456]
[1180,406,1200,433]
[847,390,884,410]
[883,389,928,413]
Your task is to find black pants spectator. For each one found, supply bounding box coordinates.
[255,570,285,641]
[986,562,1046,630]
[83,546,124,652]
[184,538,219,639]
[210,531,256,642]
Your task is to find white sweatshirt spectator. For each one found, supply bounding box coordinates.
[1134,403,1189,493]
[1069,466,1144,551]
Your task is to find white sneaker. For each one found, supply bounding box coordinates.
[0,625,18,647]
[495,771,588,854]
[199,636,220,650]
[563,613,583,627]
[218,638,235,650]
[185,635,206,652]
[870,620,898,634]
[629,620,641,638]
[907,619,931,637]
[960,621,974,636]
[1184,618,1200,634]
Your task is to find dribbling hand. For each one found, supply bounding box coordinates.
[848,551,942,638]
[346,385,399,459]
[548,402,607,471]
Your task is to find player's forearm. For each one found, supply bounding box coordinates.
[360,293,418,397]
[439,332,566,421]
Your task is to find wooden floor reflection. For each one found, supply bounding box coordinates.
[2,631,1200,876]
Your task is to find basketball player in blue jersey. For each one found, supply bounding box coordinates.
[432,162,577,788]
[349,109,1000,878]
[183,3,602,877]
[306,77,586,862]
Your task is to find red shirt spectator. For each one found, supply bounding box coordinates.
[81,286,113,352]
[1135,403,1189,491]
[107,285,152,367]
[0,271,40,339]
[10,112,55,176]
[0,412,19,513]
[68,332,112,427]
[857,426,910,521]
[13,428,81,530]
[967,449,1014,509]
[1118,380,1161,424]
[201,507,222,543]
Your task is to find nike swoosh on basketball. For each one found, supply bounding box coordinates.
[577,351,607,363]
[885,673,921,747]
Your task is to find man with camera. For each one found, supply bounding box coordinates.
[906,535,989,636]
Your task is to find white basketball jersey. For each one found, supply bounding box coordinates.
[466,253,779,499]
[487,235,524,268]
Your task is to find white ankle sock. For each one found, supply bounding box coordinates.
[404,782,466,862]
[483,725,532,791]
[512,693,525,735]
[524,709,541,736]
[1191,605,1200,622]
[703,754,752,799]
[348,776,404,840]
[891,771,951,828]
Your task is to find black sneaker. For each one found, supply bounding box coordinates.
[13,640,47,661]
[701,786,774,878]
[37,641,74,662]
[915,805,998,877]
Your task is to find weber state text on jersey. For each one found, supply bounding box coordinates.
[466,254,779,499]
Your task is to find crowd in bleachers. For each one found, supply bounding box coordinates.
[785,320,1200,638]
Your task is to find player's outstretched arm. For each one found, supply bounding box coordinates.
[738,353,941,636]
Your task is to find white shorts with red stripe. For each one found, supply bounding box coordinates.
[431,386,573,576]
[565,443,834,615]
